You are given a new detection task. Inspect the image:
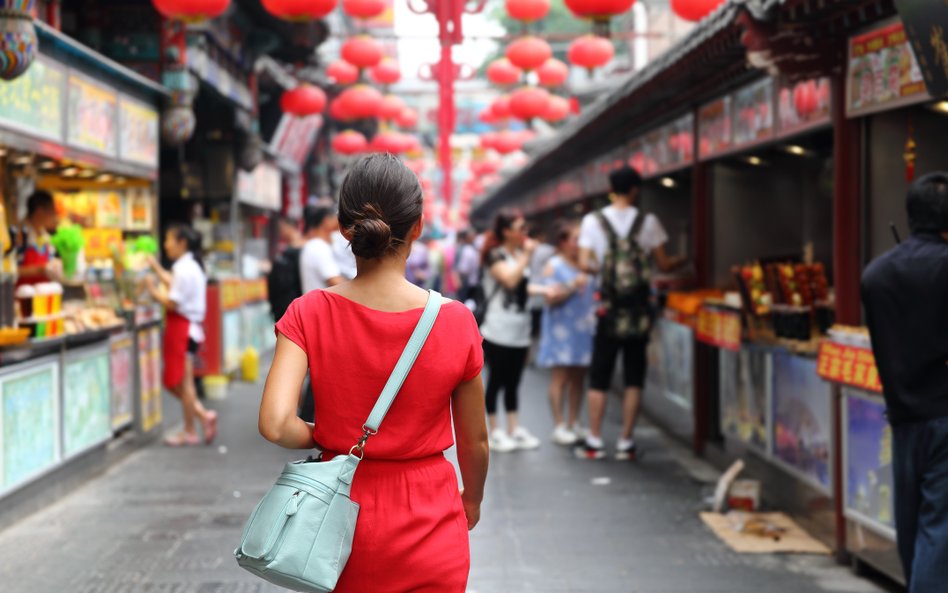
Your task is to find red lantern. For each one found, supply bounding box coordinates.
[542,95,571,122]
[563,0,634,22]
[509,86,551,120]
[379,95,406,121]
[396,107,419,129]
[343,0,386,19]
[493,130,523,155]
[670,0,724,22]
[487,58,523,86]
[505,0,550,22]
[342,36,384,70]
[337,85,384,119]
[793,81,818,117]
[480,131,499,150]
[567,35,614,72]
[279,84,327,117]
[536,58,569,88]
[490,95,512,119]
[152,0,230,21]
[329,98,351,121]
[262,0,337,20]
[327,60,359,85]
[370,58,401,85]
[506,36,553,72]
[333,131,368,154]
[479,108,499,125]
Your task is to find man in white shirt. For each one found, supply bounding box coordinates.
[574,167,684,461]
[299,205,344,293]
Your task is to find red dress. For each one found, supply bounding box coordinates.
[275,291,484,593]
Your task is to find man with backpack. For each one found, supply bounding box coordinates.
[574,167,684,460]
[267,216,305,322]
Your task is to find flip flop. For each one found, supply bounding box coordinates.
[164,432,201,447]
[203,410,219,445]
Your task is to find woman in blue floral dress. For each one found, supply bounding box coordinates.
[536,222,596,445]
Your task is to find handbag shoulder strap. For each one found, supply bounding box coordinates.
[361,290,442,436]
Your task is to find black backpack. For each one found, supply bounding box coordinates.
[595,210,653,338]
[267,247,303,321]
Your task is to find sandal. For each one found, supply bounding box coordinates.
[164,432,201,447]
[202,410,219,445]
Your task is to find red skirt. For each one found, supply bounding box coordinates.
[162,311,190,391]
[328,454,470,593]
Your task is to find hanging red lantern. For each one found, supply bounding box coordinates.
[279,84,327,117]
[370,131,404,153]
[333,130,368,155]
[261,0,337,20]
[493,130,523,155]
[329,98,351,121]
[509,86,551,120]
[343,0,386,19]
[342,36,384,70]
[480,131,499,150]
[487,58,523,86]
[490,95,512,119]
[567,35,614,72]
[379,95,407,121]
[670,0,724,22]
[542,95,571,122]
[396,107,419,129]
[506,36,553,72]
[479,108,499,125]
[563,0,634,22]
[793,81,818,117]
[337,84,384,119]
[152,0,231,21]
[370,58,401,85]
[536,58,569,88]
[327,60,359,85]
[505,0,550,22]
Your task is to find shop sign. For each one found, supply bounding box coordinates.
[270,114,322,166]
[0,57,65,143]
[698,96,732,159]
[237,162,282,211]
[220,278,244,310]
[894,0,948,97]
[732,78,774,149]
[242,278,268,304]
[696,306,742,351]
[82,228,123,260]
[776,77,831,137]
[67,72,118,157]
[846,19,930,118]
[843,389,895,534]
[663,113,694,172]
[817,341,883,393]
[118,95,159,169]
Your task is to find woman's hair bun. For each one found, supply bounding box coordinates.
[349,204,393,259]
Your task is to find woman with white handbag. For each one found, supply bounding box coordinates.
[254,154,489,593]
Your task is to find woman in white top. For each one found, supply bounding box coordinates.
[146,224,215,446]
[480,211,543,452]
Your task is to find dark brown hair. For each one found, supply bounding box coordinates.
[338,154,423,259]
[551,220,576,249]
[480,209,523,265]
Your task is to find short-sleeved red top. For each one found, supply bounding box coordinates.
[276,290,483,460]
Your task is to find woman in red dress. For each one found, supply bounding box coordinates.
[258,154,490,593]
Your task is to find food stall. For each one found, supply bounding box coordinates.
[0,34,164,501]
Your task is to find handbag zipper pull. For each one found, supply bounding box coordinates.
[286,491,301,516]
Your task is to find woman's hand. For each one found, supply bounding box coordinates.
[461,493,481,530]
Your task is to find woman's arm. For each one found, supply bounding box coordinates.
[147,255,174,287]
[259,334,316,449]
[144,276,177,311]
[452,374,489,530]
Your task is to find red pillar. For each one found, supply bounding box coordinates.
[831,74,862,325]
[691,139,712,455]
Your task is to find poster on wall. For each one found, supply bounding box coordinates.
[645,319,694,411]
[777,77,831,136]
[892,1,948,97]
[66,72,118,157]
[772,352,833,491]
[1,361,59,491]
[0,56,65,142]
[110,334,134,430]
[846,19,930,118]
[698,96,732,160]
[732,78,775,148]
[118,95,159,169]
[844,389,895,534]
[720,348,770,452]
[62,349,111,458]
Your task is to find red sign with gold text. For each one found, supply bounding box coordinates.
[817,341,883,393]
[696,307,742,352]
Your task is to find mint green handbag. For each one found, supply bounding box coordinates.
[235,291,443,592]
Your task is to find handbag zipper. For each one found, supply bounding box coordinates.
[261,491,304,562]
[277,473,336,497]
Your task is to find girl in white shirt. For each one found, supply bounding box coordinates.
[146,224,215,446]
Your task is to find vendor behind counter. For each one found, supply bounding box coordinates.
[12,191,62,287]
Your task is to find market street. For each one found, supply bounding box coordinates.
[0,365,894,593]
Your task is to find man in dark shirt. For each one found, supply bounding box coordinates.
[861,172,948,592]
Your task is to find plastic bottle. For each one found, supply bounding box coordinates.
[241,346,259,383]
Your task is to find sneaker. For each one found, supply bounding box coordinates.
[574,439,607,460]
[489,428,517,453]
[571,425,589,440]
[615,440,637,461]
[552,424,579,446]
[511,426,541,450]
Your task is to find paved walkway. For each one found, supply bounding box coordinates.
[0,364,895,593]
